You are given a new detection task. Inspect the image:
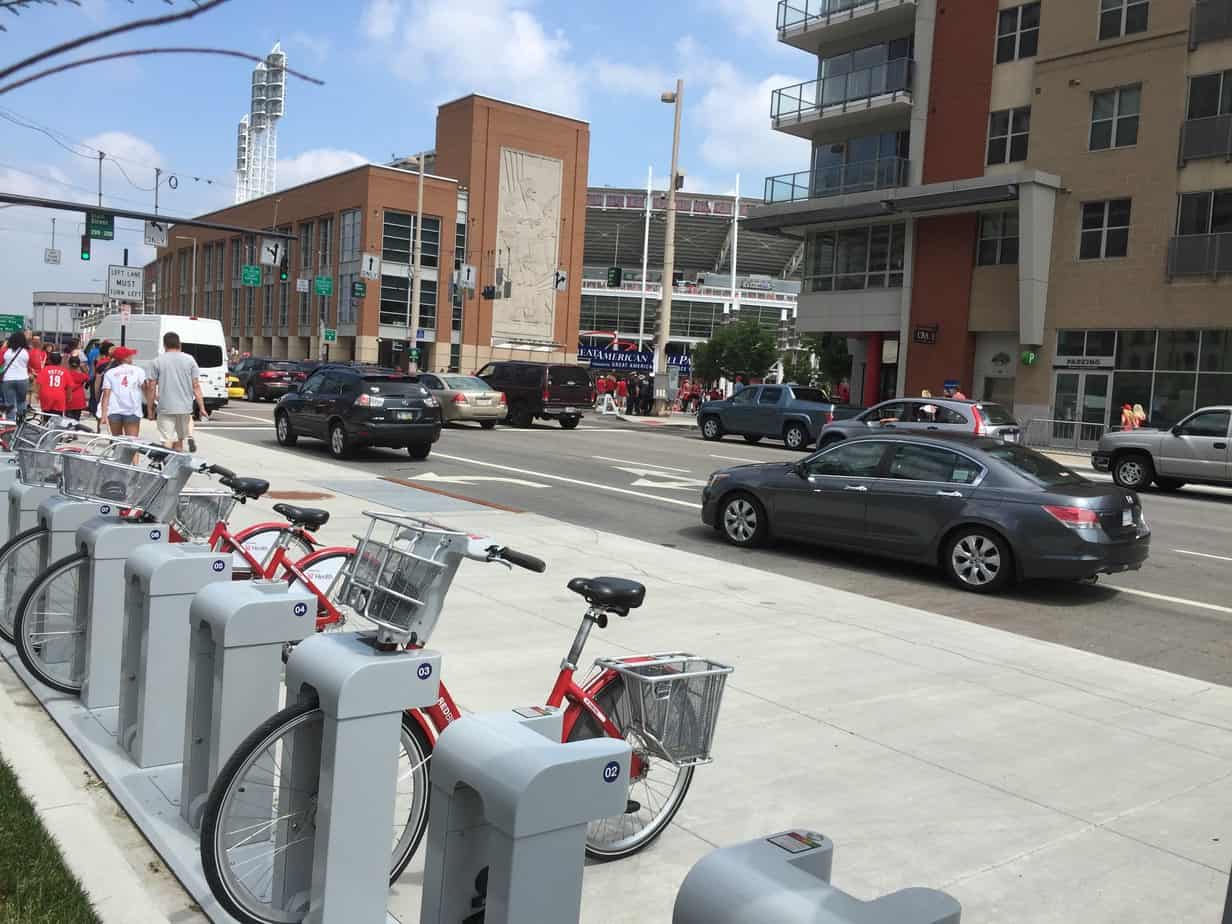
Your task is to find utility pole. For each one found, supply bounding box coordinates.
[638,165,652,352]
[654,79,683,415]
[97,151,104,207]
[408,153,426,373]
[154,167,161,215]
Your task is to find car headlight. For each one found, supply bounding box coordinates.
[707,472,730,487]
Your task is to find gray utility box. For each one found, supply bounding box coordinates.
[420,707,631,924]
[8,480,58,540]
[181,580,317,829]
[118,544,233,768]
[673,829,962,924]
[38,495,118,563]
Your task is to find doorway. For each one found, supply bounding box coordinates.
[1051,371,1110,448]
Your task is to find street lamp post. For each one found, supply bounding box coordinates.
[175,235,198,316]
[654,79,683,415]
[408,154,426,373]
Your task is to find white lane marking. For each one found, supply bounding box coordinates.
[213,409,272,423]
[431,451,703,509]
[609,466,709,490]
[710,453,765,464]
[1173,549,1232,563]
[196,426,274,431]
[411,472,547,488]
[1112,585,1232,617]
[593,455,692,473]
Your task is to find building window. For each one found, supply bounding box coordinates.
[338,273,356,325]
[298,222,313,269]
[318,215,334,270]
[996,2,1040,63]
[231,287,240,333]
[178,250,189,296]
[449,343,461,373]
[977,210,1019,265]
[278,282,289,328]
[298,291,310,328]
[382,211,441,267]
[245,288,255,331]
[1090,85,1140,150]
[1080,199,1131,259]
[379,274,409,326]
[263,284,273,328]
[1177,190,1232,235]
[805,222,906,292]
[231,238,241,281]
[1099,0,1148,40]
[339,209,361,262]
[987,107,1030,165]
[1187,70,1232,120]
[318,294,330,328]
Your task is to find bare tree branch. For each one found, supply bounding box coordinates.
[1,0,82,31]
[0,46,325,95]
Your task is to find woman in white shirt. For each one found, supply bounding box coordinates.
[1,331,30,420]
[99,345,146,437]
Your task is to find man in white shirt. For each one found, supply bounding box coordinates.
[99,346,146,437]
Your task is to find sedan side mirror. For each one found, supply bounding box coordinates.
[1171,425,1183,436]
[792,461,809,479]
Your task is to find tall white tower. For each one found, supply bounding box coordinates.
[234,42,287,203]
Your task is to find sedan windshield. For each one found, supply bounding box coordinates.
[983,442,1086,486]
[442,375,491,390]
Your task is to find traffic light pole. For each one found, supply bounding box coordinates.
[653,79,683,416]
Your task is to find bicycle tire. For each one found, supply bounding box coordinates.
[0,526,49,643]
[567,675,695,861]
[200,700,431,924]
[12,552,89,695]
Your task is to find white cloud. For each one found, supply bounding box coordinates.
[287,31,332,63]
[276,149,369,191]
[713,0,778,35]
[362,0,399,39]
[595,60,670,98]
[82,131,164,170]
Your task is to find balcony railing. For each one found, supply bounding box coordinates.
[778,0,912,33]
[764,157,910,203]
[1167,233,1232,277]
[1191,0,1232,48]
[1179,114,1232,163]
[771,60,913,125]
[580,279,798,303]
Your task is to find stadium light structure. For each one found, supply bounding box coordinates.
[653,78,683,416]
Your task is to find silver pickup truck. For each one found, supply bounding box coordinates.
[696,384,861,451]
[1092,405,1232,490]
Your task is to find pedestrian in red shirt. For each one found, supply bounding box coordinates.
[65,355,89,420]
[35,351,67,415]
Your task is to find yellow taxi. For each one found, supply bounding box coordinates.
[227,373,244,399]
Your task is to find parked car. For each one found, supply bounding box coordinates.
[274,365,442,459]
[697,384,861,451]
[701,432,1150,593]
[289,359,323,383]
[475,360,593,429]
[226,373,243,399]
[1092,405,1231,491]
[416,373,506,428]
[232,356,298,401]
[817,397,1021,449]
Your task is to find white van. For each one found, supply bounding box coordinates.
[89,314,229,412]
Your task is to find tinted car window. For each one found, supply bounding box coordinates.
[319,374,349,397]
[549,366,590,387]
[362,377,426,396]
[867,402,908,422]
[887,444,981,484]
[475,364,497,379]
[266,361,297,372]
[301,370,327,393]
[789,387,828,404]
[418,375,442,389]
[807,441,886,477]
[759,387,783,404]
[978,403,1016,425]
[731,388,757,405]
[1179,410,1230,437]
[444,375,490,390]
[183,343,224,368]
[515,366,542,387]
[982,442,1086,487]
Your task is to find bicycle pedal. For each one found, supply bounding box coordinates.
[624,799,641,815]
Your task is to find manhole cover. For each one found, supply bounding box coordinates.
[266,491,334,500]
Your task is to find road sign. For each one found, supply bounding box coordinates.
[259,237,286,267]
[144,220,168,247]
[555,269,569,291]
[0,315,24,333]
[106,265,144,302]
[241,264,261,286]
[416,328,426,341]
[314,276,333,296]
[296,277,310,293]
[351,280,367,298]
[409,348,420,361]
[323,328,337,343]
[460,263,476,291]
[391,340,404,352]
[119,305,131,323]
[43,248,61,265]
[86,210,114,241]
[360,253,380,280]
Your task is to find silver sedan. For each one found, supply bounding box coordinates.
[418,373,506,428]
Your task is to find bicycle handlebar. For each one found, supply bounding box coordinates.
[206,463,236,479]
[494,547,547,573]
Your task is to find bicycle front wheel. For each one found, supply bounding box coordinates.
[200,702,432,924]
[286,549,380,634]
[12,552,88,695]
[567,675,695,861]
[0,526,49,643]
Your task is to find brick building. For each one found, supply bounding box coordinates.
[146,95,589,373]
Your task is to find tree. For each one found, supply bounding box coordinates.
[692,319,777,384]
[779,351,815,387]
[801,333,851,392]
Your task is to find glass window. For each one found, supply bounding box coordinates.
[1090,85,1140,150]
[1116,329,1155,369]
[1197,373,1232,407]
[318,216,334,270]
[983,443,1087,486]
[383,211,413,263]
[1157,330,1199,371]
[378,274,409,326]
[1111,371,1152,421]
[1080,199,1131,259]
[996,3,1040,63]
[805,224,906,292]
[1178,192,1213,236]
[789,387,828,403]
[1201,330,1232,371]
[886,445,978,483]
[1086,330,1116,357]
[731,388,758,405]
[1099,0,1148,40]
[866,401,909,421]
[298,223,313,269]
[339,209,361,262]
[1151,371,1198,426]
[977,210,1019,265]
[443,375,490,390]
[987,106,1030,165]
[1057,330,1086,355]
[1178,409,1230,437]
[1187,71,1231,120]
[301,370,327,394]
[758,386,784,404]
[807,441,887,477]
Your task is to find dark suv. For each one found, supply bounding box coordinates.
[274,365,442,459]
[233,356,299,401]
[476,361,593,429]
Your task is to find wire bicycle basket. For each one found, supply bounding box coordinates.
[335,511,469,646]
[173,489,237,543]
[60,441,196,523]
[593,653,734,766]
[14,427,97,487]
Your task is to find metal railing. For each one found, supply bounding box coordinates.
[1179,114,1232,164]
[1167,232,1232,278]
[1025,418,1108,452]
[1191,0,1232,48]
[764,156,910,203]
[771,60,913,126]
[778,0,913,33]
[580,279,798,303]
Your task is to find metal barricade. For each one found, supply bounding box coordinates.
[1024,418,1108,452]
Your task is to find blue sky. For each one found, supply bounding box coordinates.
[1,0,811,304]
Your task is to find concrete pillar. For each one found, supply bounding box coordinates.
[863,333,883,407]
[1018,179,1058,348]
[908,0,938,186]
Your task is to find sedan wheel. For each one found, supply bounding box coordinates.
[719,494,765,547]
[945,529,1010,593]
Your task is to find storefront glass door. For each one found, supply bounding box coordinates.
[1050,371,1111,448]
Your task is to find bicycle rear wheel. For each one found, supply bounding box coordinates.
[567,675,695,861]
[12,552,88,695]
[0,526,49,643]
[200,701,431,924]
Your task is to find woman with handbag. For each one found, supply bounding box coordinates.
[0,331,31,419]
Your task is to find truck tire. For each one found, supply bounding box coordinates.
[783,422,808,451]
[700,416,723,441]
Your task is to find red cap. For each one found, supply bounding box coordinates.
[112,346,138,360]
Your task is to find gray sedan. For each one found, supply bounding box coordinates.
[417,373,505,428]
[817,398,1022,449]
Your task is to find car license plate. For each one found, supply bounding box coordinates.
[565,406,576,413]
[476,397,491,405]
[396,410,418,421]
[1003,431,1019,443]
[1121,509,1133,527]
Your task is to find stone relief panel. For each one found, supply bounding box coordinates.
[493,147,563,343]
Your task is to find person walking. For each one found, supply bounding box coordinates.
[89,341,113,418]
[65,355,89,421]
[99,346,145,437]
[147,331,208,451]
[35,352,68,417]
[1,332,31,419]
[615,375,629,410]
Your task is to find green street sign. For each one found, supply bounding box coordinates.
[0,314,24,333]
[86,210,114,241]
[409,349,420,361]
[351,280,367,298]
[241,264,262,286]
[323,328,337,343]
[314,276,333,296]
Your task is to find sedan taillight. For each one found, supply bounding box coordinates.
[498,392,507,404]
[452,392,468,405]
[1042,505,1099,529]
[258,371,281,380]
[972,405,986,436]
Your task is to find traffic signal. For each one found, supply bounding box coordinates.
[80,234,91,261]
[606,266,623,288]
[279,250,289,282]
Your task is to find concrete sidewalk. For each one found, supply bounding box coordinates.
[191,433,1231,922]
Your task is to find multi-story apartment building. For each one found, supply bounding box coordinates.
[749,0,1232,440]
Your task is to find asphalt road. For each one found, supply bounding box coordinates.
[200,401,1232,686]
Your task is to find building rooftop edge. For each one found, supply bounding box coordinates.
[436,92,589,127]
